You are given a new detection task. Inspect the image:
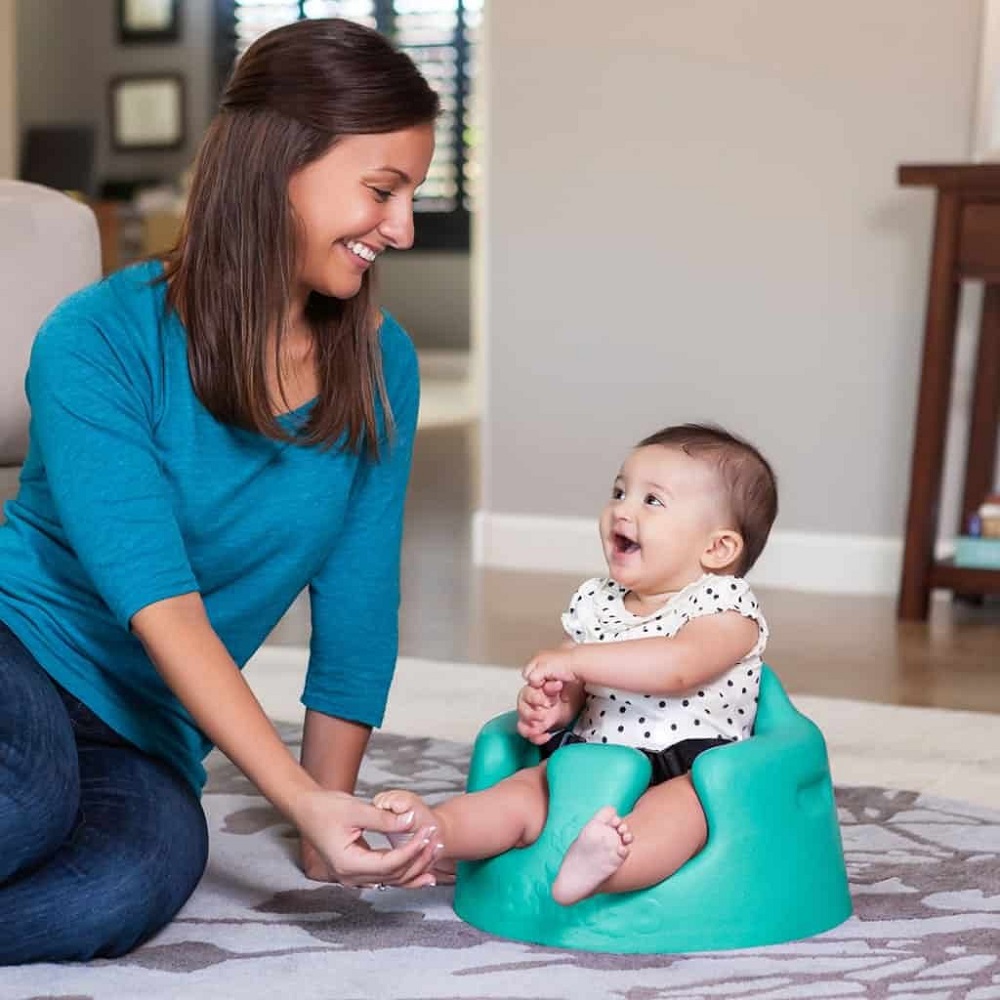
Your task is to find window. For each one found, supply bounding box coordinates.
[215,0,481,251]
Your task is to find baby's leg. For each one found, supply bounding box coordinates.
[552,774,707,904]
[374,763,550,863]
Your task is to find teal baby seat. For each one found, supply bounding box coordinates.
[453,666,851,953]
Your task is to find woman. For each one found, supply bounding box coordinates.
[0,18,441,963]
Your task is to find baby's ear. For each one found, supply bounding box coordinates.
[702,529,744,572]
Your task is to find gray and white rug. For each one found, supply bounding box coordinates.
[4,727,1000,1000]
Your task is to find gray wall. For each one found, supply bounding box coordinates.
[16,0,215,186]
[482,0,982,537]
[379,252,470,352]
[0,0,15,177]
[15,0,92,135]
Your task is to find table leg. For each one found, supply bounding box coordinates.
[958,282,1000,536]
[898,192,962,620]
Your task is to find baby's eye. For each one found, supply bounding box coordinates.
[370,186,393,203]
[644,494,664,507]
[611,487,625,500]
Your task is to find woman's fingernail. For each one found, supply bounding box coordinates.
[435,842,445,854]
[427,877,436,887]
[398,810,415,826]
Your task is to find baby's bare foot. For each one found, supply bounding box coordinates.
[372,789,437,849]
[551,805,633,906]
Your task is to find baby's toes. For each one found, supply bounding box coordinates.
[373,789,410,813]
[593,805,618,825]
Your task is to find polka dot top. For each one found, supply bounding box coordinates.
[562,574,768,751]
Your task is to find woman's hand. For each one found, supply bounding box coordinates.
[300,837,346,883]
[131,597,438,889]
[294,789,439,889]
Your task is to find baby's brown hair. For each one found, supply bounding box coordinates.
[638,423,778,575]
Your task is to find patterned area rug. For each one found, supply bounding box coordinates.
[4,727,1000,1000]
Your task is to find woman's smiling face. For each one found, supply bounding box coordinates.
[288,123,435,302]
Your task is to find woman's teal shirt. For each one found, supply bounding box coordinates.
[0,261,419,793]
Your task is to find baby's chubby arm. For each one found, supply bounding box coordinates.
[522,613,759,696]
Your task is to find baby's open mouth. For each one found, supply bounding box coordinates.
[614,533,640,555]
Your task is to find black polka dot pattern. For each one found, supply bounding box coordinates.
[561,573,768,750]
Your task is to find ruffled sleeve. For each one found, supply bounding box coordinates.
[674,574,768,657]
[560,576,609,643]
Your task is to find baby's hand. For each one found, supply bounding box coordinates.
[516,682,563,745]
[522,646,580,690]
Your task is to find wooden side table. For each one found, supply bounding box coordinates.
[898,164,1000,620]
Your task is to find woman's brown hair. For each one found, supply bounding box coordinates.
[163,18,439,453]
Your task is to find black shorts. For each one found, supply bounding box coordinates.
[538,729,734,787]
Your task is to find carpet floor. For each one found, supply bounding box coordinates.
[4,719,1000,1000]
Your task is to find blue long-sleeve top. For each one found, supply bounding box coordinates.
[0,261,419,793]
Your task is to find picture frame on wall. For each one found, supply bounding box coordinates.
[117,0,180,44]
[109,74,186,151]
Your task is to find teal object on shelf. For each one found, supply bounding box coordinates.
[954,535,1000,569]
[453,666,852,953]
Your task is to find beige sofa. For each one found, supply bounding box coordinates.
[0,180,102,512]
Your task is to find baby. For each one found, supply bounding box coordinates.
[377,423,778,904]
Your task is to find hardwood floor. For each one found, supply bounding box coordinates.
[268,419,1000,714]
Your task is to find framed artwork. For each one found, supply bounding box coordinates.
[117,0,181,44]
[109,74,186,151]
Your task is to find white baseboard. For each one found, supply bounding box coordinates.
[472,510,916,596]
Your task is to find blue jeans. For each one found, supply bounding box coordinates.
[0,621,209,963]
